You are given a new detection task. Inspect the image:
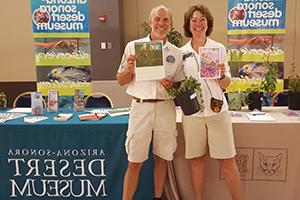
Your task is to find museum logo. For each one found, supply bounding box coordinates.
[7,148,107,198]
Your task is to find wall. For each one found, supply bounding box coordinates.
[0,0,299,107]
[0,0,35,81]
[295,0,300,76]
[89,0,124,80]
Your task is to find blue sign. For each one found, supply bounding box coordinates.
[31,0,90,33]
[228,0,286,31]
[0,113,153,199]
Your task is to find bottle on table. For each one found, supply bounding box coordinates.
[0,91,7,110]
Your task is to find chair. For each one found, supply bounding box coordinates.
[84,92,113,108]
[13,92,46,108]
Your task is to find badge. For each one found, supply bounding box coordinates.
[166,55,175,64]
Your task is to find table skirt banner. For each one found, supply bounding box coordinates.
[0,123,153,200]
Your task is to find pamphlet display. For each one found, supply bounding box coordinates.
[48,90,58,112]
[31,92,44,115]
[73,89,85,112]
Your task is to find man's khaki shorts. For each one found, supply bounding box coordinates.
[125,100,177,163]
[182,111,236,159]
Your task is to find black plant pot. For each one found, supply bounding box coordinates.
[288,92,300,110]
[176,88,200,115]
[248,92,263,111]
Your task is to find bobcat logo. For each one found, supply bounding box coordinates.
[258,152,282,176]
[235,153,249,177]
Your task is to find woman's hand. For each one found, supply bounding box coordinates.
[217,63,225,77]
[217,63,231,89]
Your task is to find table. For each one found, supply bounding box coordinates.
[165,107,300,200]
[0,110,153,200]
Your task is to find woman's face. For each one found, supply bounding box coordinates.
[189,10,208,38]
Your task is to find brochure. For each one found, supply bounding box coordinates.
[78,113,106,121]
[53,113,73,121]
[107,108,130,117]
[199,47,221,79]
[0,113,27,123]
[8,108,32,113]
[88,109,110,114]
[24,116,48,123]
[134,41,165,81]
[281,111,300,117]
[245,112,275,121]
[48,90,58,112]
[31,92,44,115]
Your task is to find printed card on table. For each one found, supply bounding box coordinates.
[48,90,58,112]
[199,47,220,79]
[31,92,44,115]
[134,41,165,81]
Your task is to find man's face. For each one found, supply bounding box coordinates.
[149,8,172,41]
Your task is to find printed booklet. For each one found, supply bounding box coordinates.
[199,47,221,79]
[134,41,165,81]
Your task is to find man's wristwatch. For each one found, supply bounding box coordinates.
[218,74,226,80]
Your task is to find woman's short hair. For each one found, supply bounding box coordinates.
[183,5,214,37]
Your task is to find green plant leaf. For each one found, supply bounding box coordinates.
[167,76,201,97]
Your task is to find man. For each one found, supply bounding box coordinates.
[116,5,184,200]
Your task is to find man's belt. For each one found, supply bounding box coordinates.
[133,97,166,103]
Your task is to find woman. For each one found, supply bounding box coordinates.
[181,5,241,200]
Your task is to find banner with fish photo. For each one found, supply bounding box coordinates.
[227,0,286,92]
[30,0,92,97]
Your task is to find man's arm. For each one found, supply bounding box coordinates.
[159,77,173,89]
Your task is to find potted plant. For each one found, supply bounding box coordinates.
[260,57,278,106]
[167,28,184,47]
[244,54,278,110]
[225,49,244,110]
[226,85,243,111]
[168,76,204,115]
[288,63,300,110]
[141,22,183,47]
[227,49,244,77]
[245,83,264,110]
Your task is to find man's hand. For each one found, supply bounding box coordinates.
[116,55,136,86]
[160,77,173,89]
[126,55,136,74]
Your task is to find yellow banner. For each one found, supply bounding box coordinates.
[226,78,284,93]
